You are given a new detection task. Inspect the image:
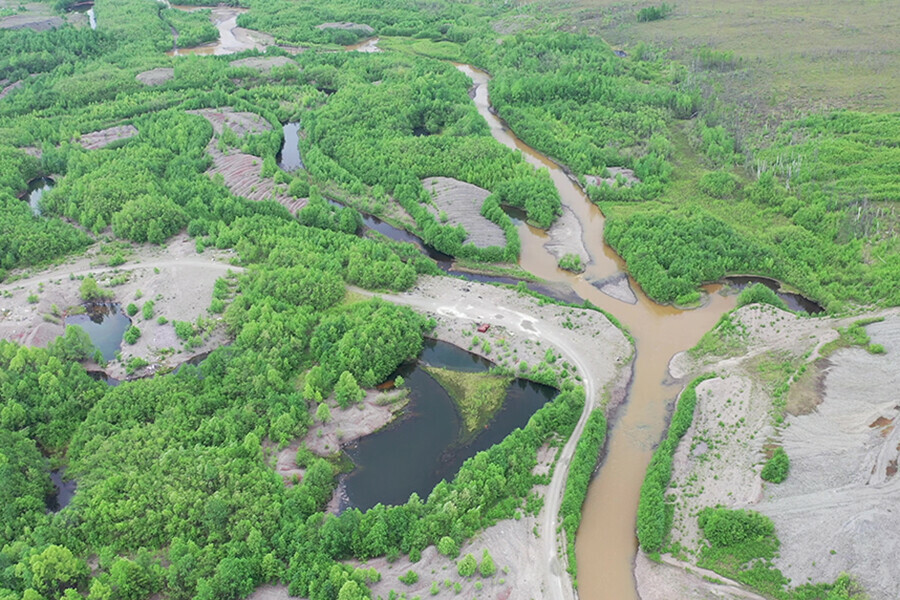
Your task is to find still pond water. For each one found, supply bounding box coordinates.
[65,303,132,362]
[340,339,556,512]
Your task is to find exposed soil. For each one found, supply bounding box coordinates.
[0,1,65,31]
[638,306,900,600]
[422,176,506,249]
[77,125,139,150]
[229,56,294,73]
[135,68,174,86]
[0,233,240,380]
[189,108,306,213]
[316,21,374,34]
[585,166,641,188]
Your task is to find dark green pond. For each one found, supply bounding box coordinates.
[340,340,557,511]
[65,303,132,361]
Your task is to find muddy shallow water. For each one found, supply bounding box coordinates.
[455,63,739,600]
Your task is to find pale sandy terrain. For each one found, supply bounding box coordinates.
[544,205,590,266]
[316,21,374,34]
[422,176,506,249]
[638,305,900,599]
[0,233,239,380]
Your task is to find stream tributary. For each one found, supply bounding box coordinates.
[455,63,739,600]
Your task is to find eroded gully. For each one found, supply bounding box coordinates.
[455,64,737,600]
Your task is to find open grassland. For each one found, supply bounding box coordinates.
[566,0,900,117]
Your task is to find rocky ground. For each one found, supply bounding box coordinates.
[638,304,900,599]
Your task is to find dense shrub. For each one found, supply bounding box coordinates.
[737,283,789,311]
[760,447,790,483]
[637,374,716,552]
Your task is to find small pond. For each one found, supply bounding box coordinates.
[65,303,132,362]
[726,276,824,314]
[47,468,77,512]
[340,340,557,511]
[277,122,303,172]
[22,177,54,216]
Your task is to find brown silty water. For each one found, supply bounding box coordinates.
[456,64,736,600]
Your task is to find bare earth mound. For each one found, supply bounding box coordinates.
[316,21,374,34]
[638,305,900,600]
[229,56,294,73]
[78,125,139,150]
[189,108,306,213]
[136,68,174,86]
[422,176,506,249]
[585,166,640,188]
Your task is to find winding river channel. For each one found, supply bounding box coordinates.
[455,64,739,600]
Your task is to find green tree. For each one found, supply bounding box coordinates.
[26,545,88,598]
[760,447,790,483]
[437,536,459,558]
[335,371,364,409]
[457,553,477,577]
[316,403,332,423]
[478,549,496,577]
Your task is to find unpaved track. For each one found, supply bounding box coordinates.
[355,276,631,600]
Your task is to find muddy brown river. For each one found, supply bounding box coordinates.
[456,64,737,600]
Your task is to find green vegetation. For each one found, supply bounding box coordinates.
[760,447,790,483]
[457,554,477,577]
[123,325,142,345]
[820,317,886,357]
[424,367,512,434]
[558,253,584,274]
[737,283,789,311]
[161,8,218,50]
[637,4,674,22]
[559,406,605,580]
[637,374,716,552]
[697,507,864,599]
[479,549,496,577]
[398,570,419,585]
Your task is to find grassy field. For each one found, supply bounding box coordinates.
[562,0,899,119]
